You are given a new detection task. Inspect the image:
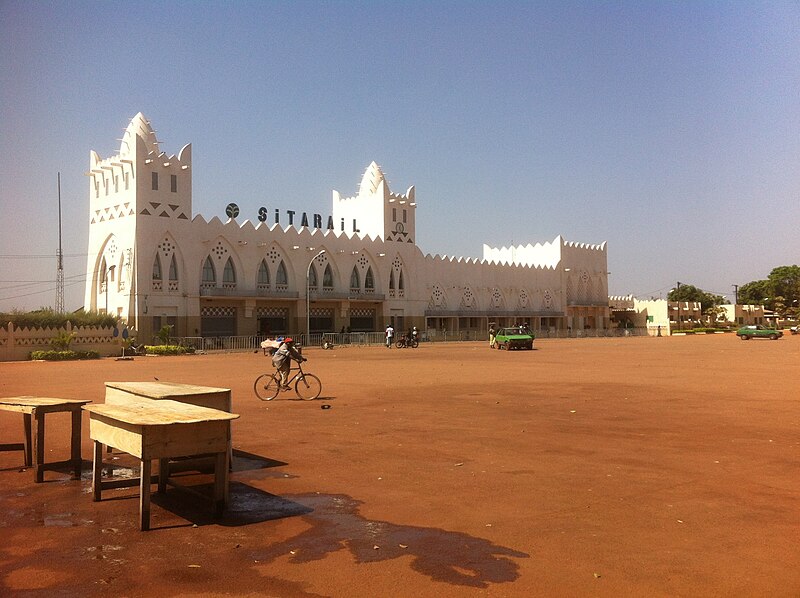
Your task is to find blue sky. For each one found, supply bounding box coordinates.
[1,1,798,311]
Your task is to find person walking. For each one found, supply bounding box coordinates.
[488,324,496,348]
[385,324,394,348]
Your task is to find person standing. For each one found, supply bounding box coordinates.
[385,324,394,348]
[489,324,496,348]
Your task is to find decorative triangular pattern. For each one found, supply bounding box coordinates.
[159,211,169,217]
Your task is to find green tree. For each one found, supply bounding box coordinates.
[767,265,800,316]
[667,284,725,313]
[737,280,770,306]
[738,266,800,317]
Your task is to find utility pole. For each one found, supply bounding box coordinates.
[676,281,682,330]
[732,284,739,305]
[55,173,65,313]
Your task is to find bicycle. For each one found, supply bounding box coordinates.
[254,360,322,401]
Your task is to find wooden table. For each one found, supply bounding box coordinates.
[83,401,239,531]
[0,397,90,482]
[104,381,231,412]
[104,381,233,472]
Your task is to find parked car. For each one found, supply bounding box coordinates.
[493,327,534,350]
[736,325,783,340]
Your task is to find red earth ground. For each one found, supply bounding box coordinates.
[0,334,798,597]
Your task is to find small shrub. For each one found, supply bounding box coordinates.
[50,330,77,350]
[30,350,100,361]
[144,345,189,356]
[1,308,117,329]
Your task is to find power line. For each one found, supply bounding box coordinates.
[0,253,87,259]
[0,279,85,302]
[0,273,86,291]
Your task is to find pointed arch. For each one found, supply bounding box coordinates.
[222,257,236,287]
[364,266,375,292]
[257,259,270,291]
[168,254,178,281]
[201,256,216,288]
[152,254,163,291]
[350,266,360,291]
[99,256,108,295]
[390,253,406,298]
[309,264,318,289]
[276,260,289,288]
[323,264,334,290]
[156,232,183,293]
[90,234,120,311]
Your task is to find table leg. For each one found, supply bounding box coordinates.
[33,409,45,483]
[92,441,103,502]
[71,408,82,479]
[158,458,168,493]
[22,413,32,467]
[213,451,227,517]
[140,459,151,531]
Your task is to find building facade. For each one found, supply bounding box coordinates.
[84,114,610,341]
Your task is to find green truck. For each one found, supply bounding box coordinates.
[736,325,783,340]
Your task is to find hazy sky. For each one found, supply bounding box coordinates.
[1,1,798,312]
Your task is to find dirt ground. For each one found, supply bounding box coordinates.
[0,334,798,597]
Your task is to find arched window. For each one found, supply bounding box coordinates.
[276,261,288,286]
[168,255,178,281]
[257,260,270,285]
[99,257,108,293]
[364,267,375,291]
[398,270,405,290]
[222,257,236,285]
[308,264,318,289]
[202,256,216,285]
[389,270,395,290]
[152,255,162,281]
[350,266,360,291]
[323,264,334,289]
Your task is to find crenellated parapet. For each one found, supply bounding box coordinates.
[87,113,192,223]
[332,161,417,244]
[482,236,564,268]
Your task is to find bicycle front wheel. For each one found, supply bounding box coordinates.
[295,373,322,400]
[254,373,281,401]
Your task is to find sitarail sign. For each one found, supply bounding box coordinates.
[225,203,358,232]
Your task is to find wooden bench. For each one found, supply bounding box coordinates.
[0,397,90,482]
[83,401,238,531]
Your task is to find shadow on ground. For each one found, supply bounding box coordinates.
[252,493,529,588]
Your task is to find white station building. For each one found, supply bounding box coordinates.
[84,113,610,341]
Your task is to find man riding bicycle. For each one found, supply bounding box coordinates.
[271,337,306,390]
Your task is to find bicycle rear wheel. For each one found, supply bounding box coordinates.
[254,373,281,401]
[295,373,322,400]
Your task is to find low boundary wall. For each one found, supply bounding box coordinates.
[0,322,122,362]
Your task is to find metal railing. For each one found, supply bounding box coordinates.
[169,327,650,353]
